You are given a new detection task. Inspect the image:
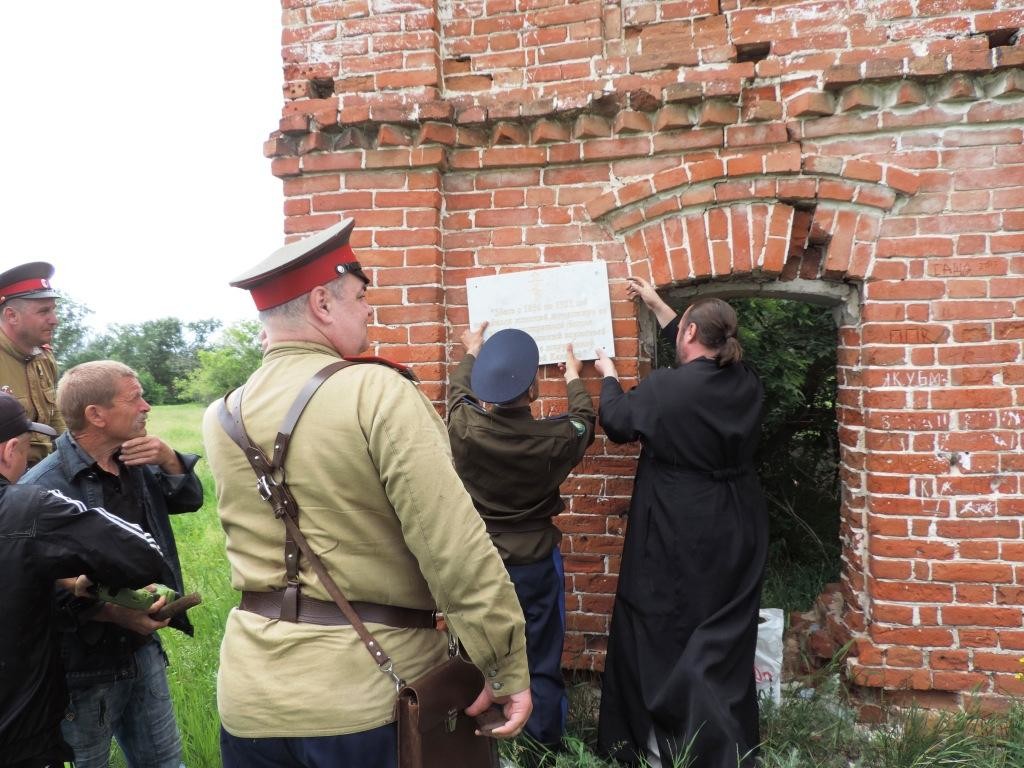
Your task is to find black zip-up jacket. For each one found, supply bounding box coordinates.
[20,431,203,688]
[0,479,165,764]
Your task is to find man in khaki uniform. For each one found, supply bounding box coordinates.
[202,217,532,767]
[0,262,65,465]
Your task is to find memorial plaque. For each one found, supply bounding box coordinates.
[466,262,615,365]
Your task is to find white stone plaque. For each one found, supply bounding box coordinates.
[466,262,615,365]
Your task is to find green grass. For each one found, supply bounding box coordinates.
[761,549,839,616]
[145,403,230,767]
[106,405,1024,768]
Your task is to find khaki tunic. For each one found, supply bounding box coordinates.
[0,332,65,464]
[202,341,529,739]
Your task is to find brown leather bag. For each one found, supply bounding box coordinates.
[396,654,499,768]
[217,362,502,768]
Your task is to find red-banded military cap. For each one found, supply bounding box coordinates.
[0,262,59,305]
[230,218,368,311]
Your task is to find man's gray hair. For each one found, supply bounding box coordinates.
[58,360,138,432]
[0,297,32,317]
[257,277,348,324]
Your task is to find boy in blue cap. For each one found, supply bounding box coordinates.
[447,322,596,766]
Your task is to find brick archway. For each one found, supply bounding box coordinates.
[587,153,923,683]
[585,150,918,289]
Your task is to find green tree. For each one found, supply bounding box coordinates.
[176,320,262,404]
[734,298,840,557]
[53,294,96,370]
[62,317,222,404]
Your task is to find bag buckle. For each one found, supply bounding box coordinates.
[445,707,458,733]
[447,628,458,658]
[256,475,275,501]
[379,659,405,692]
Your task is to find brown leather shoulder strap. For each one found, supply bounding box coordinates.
[217,359,356,469]
[272,360,353,469]
[215,360,406,686]
[217,386,305,620]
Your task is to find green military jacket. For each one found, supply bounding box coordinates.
[447,354,596,565]
[202,341,529,739]
[0,331,65,464]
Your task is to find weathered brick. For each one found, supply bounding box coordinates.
[788,91,836,118]
[267,2,1024,691]
[653,104,694,131]
[613,110,652,134]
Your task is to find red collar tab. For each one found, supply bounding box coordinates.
[248,243,362,311]
[343,355,418,382]
[0,277,51,303]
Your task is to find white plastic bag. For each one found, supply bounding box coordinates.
[754,608,784,704]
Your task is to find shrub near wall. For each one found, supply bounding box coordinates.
[268,0,1024,707]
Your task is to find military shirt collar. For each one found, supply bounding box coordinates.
[0,327,37,363]
[492,404,533,419]
[263,340,341,363]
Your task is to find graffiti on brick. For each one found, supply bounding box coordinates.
[878,412,949,431]
[881,370,948,387]
[959,501,995,518]
[888,328,930,344]
[913,478,935,498]
[933,262,973,277]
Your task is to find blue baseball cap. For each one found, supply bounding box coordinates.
[471,328,539,405]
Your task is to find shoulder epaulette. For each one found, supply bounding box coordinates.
[342,355,418,382]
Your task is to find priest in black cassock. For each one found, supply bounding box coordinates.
[595,279,768,768]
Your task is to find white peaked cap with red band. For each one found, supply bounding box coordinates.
[0,262,59,305]
[230,218,368,311]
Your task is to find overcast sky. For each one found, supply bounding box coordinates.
[0,2,283,333]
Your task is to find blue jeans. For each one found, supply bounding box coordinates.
[61,641,184,768]
[221,723,397,768]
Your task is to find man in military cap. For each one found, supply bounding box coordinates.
[447,324,596,765]
[0,261,65,466]
[202,217,532,767]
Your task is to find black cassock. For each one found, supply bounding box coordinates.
[596,344,768,768]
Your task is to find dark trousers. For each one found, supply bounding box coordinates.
[507,549,567,748]
[2,723,73,768]
[221,723,397,768]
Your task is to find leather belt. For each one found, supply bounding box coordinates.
[239,590,436,629]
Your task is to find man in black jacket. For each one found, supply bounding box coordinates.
[21,360,203,768]
[0,392,165,767]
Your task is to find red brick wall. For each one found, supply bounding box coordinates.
[272,0,1024,707]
